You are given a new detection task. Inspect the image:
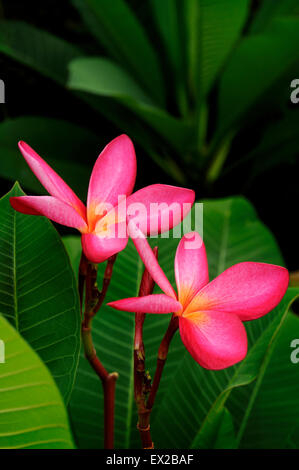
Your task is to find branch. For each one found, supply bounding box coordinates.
[146,314,179,411]
[134,246,158,449]
[79,252,118,449]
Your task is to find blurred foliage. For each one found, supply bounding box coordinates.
[0,0,299,188]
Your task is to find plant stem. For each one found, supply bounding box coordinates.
[79,252,118,449]
[134,247,158,449]
[146,314,179,411]
[133,248,179,449]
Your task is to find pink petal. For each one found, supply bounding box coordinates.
[126,184,195,235]
[127,222,177,299]
[18,141,86,220]
[179,310,247,370]
[108,294,182,314]
[186,262,289,321]
[81,231,128,263]
[10,196,88,231]
[175,232,209,308]
[87,135,137,228]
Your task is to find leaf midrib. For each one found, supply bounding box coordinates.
[12,206,18,331]
[236,290,299,445]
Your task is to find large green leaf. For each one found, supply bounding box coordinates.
[250,0,299,33]
[0,315,74,449]
[0,184,81,403]
[67,196,296,448]
[68,57,153,105]
[184,0,249,103]
[0,19,168,159]
[190,288,299,448]
[0,20,81,84]
[217,18,299,139]
[0,116,101,199]
[68,57,194,153]
[71,0,165,105]
[229,311,299,449]
[223,110,299,185]
[150,0,187,114]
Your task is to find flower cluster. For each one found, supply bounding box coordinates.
[10,135,289,370]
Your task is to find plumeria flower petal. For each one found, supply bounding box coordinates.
[10,195,88,231]
[82,231,128,264]
[126,184,195,235]
[185,261,289,321]
[108,294,182,314]
[179,310,247,370]
[10,135,195,264]
[175,231,209,308]
[109,232,289,370]
[127,222,177,299]
[87,134,136,230]
[17,141,86,220]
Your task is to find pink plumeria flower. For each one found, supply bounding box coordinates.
[108,232,289,370]
[10,135,195,263]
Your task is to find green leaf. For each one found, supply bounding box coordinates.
[190,288,299,448]
[0,184,81,403]
[67,196,294,448]
[62,236,83,279]
[184,0,249,103]
[0,315,74,449]
[250,0,299,33]
[232,312,299,449]
[68,57,153,105]
[68,57,194,153]
[0,116,101,200]
[71,0,165,105]
[150,0,188,114]
[217,18,299,139]
[150,0,184,76]
[213,408,237,449]
[230,110,299,185]
[0,20,81,85]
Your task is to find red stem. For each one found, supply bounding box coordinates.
[146,314,179,411]
[103,372,118,449]
[80,252,118,449]
[134,246,158,449]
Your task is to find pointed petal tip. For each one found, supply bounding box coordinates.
[87,134,137,220]
[107,294,182,314]
[16,140,87,219]
[107,301,121,310]
[9,195,88,231]
[18,140,33,156]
